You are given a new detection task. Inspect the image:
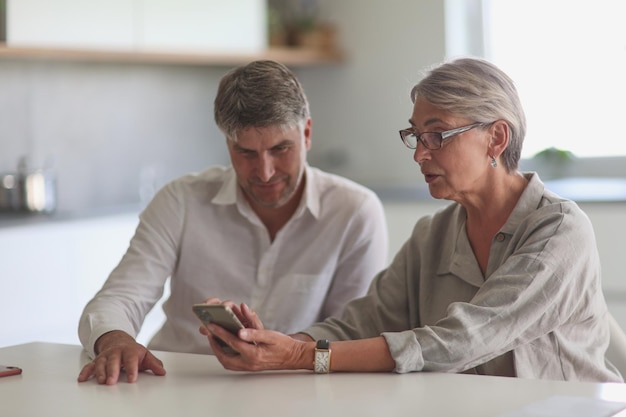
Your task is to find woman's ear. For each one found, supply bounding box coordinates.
[489,120,509,158]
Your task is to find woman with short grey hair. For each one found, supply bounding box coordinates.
[411,58,525,173]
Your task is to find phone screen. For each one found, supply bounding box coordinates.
[192,304,244,334]
[0,365,22,378]
[192,304,245,353]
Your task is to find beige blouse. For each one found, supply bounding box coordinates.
[303,172,622,382]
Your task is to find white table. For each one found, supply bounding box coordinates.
[1,342,626,417]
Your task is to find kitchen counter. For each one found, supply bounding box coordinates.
[2,177,625,229]
[543,177,626,202]
[371,177,626,203]
[0,203,142,229]
[2,180,626,349]
[2,342,626,417]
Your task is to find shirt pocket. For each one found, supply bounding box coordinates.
[261,273,333,334]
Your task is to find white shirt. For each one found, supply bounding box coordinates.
[79,165,388,356]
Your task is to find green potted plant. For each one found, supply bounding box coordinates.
[532,147,576,179]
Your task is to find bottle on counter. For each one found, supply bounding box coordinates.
[18,156,57,214]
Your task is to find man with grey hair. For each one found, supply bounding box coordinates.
[77,60,388,385]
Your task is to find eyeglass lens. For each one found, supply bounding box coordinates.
[401,131,441,149]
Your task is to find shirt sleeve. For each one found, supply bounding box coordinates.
[77,182,183,357]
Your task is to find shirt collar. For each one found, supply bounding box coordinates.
[211,167,238,205]
[211,165,320,220]
[302,165,320,219]
[438,172,545,287]
[499,172,545,235]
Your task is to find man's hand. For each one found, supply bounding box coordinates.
[77,330,166,385]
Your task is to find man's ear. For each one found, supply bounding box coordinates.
[303,118,312,150]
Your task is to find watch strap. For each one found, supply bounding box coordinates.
[316,339,330,350]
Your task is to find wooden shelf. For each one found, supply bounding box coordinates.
[0,44,345,67]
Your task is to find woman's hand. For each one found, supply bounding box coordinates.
[198,300,311,371]
[206,324,312,372]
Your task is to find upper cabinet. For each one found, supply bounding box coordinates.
[0,0,343,66]
[6,0,137,51]
[139,1,266,55]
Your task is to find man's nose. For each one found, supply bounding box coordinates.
[257,153,276,182]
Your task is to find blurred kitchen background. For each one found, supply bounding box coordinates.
[1,0,625,347]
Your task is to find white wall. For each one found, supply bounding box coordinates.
[0,61,229,213]
[0,0,450,213]
[298,0,447,187]
[300,0,626,182]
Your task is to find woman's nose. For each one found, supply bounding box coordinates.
[413,142,430,164]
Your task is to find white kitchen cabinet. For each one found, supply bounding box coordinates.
[6,0,135,50]
[139,0,267,54]
[578,203,626,292]
[0,220,77,346]
[0,0,342,66]
[6,0,267,53]
[0,210,167,348]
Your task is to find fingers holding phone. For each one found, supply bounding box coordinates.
[236,303,264,330]
[207,326,306,372]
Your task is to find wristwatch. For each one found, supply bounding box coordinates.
[314,339,331,373]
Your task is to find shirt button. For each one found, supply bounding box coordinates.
[495,233,506,242]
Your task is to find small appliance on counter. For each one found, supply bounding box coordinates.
[0,157,56,214]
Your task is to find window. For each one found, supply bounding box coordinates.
[483,0,626,158]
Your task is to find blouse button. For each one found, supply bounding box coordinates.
[495,233,506,242]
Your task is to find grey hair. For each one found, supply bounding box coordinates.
[410,57,526,172]
[214,60,310,140]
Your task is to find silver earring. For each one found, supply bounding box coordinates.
[490,156,498,168]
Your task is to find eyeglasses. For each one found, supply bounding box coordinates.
[399,122,489,150]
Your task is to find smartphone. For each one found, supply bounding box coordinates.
[0,365,22,378]
[192,304,245,353]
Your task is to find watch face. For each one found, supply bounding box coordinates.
[315,351,330,373]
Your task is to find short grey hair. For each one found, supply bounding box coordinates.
[410,57,526,172]
[214,60,310,140]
